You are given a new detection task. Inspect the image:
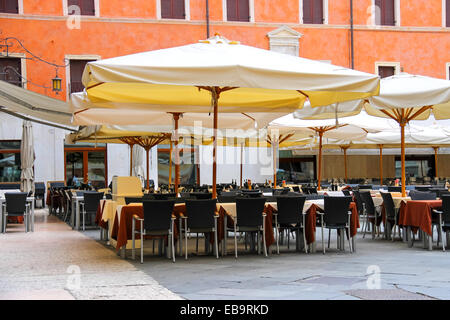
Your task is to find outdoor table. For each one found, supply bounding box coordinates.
[398,199,442,250]
[95,199,119,241]
[0,195,35,233]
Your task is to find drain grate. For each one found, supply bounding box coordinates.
[344,289,437,300]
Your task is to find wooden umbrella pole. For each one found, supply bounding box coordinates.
[240,142,243,188]
[317,131,324,191]
[273,142,277,188]
[400,121,406,197]
[212,87,218,199]
[169,140,173,187]
[341,146,349,184]
[129,144,134,176]
[379,145,383,186]
[172,113,181,195]
[146,148,150,190]
[433,147,439,178]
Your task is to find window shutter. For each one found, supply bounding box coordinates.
[2,0,18,13]
[237,0,250,21]
[313,0,323,24]
[70,60,93,94]
[378,66,395,79]
[68,0,79,7]
[383,0,395,26]
[446,0,450,27]
[172,0,185,19]
[161,0,172,18]
[227,0,238,21]
[375,0,382,24]
[303,0,313,24]
[81,0,95,16]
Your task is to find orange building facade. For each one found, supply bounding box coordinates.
[0,0,449,101]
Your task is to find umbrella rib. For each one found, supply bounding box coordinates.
[406,105,432,122]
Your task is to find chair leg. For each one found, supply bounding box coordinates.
[440,216,445,252]
[348,227,353,253]
[303,216,308,254]
[328,229,331,248]
[185,225,188,260]
[196,233,199,254]
[214,219,219,259]
[321,219,325,255]
[234,229,238,259]
[276,225,280,255]
[140,221,144,264]
[362,213,367,239]
[132,219,136,260]
[171,222,175,263]
[82,211,85,232]
[262,224,267,257]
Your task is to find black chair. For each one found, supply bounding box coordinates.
[241,190,262,198]
[360,191,381,239]
[352,190,364,216]
[388,186,401,193]
[432,195,450,251]
[415,186,431,192]
[189,192,213,200]
[409,190,436,200]
[34,182,46,208]
[132,200,175,263]
[429,188,449,199]
[124,197,144,205]
[320,196,353,253]
[218,194,237,203]
[105,193,113,200]
[81,192,104,231]
[231,197,267,258]
[380,192,401,241]
[274,196,307,254]
[342,190,351,196]
[291,186,301,193]
[183,199,219,259]
[358,185,373,190]
[2,192,29,233]
[150,193,177,200]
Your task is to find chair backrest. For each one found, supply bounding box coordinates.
[342,190,351,196]
[409,190,436,200]
[441,195,450,225]
[292,186,301,193]
[34,182,46,196]
[388,186,401,192]
[305,194,324,201]
[218,195,237,203]
[125,197,144,205]
[142,200,175,232]
[241,190,262,198]
[359,191,375,215]
[380,192,396,219]
[105,193,112,200]
[415,186,431,192]
[358,184,373,190]
[429,188,449,199]
[235,197,266,228]
[83,192,104,212]
[352,190,364,215]
[323,196,352,226]
[151,193,176,200]
[189,192,213,200]
[185,199,217,229]
[276,195,306,225]
[5,192,27,214]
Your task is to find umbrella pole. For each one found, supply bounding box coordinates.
[169,140,173,187]
[273,142,277,188]
[146,148,150,190]
[129,144,134,176]
[341,146,349,184]
[240,142,243,188]
[212,89,218,199]
[173,113,181,195]
[379,145,383,186]
[433,146,439,179]
[400,122,406,197]
[317,131,324,191]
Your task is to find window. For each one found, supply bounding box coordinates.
[395,155,434,180]
[161,0,185,19]
[375,0,395,26]
[226,0,250,22]
[69,59,95,94]
[65,144,107,189]
[68,0,95,16]
[446,0,450,27]
[378,66,395,78]
[158,146,198,185]
[302,0,324,24]
[0,58,22,87]
[0,0,18,13]
[0,141,21,183]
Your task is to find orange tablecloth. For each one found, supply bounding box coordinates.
[305,202,359,243]
[95,201,108,229]
[398,200,442,236]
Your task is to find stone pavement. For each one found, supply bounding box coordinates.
[124,230,450,300]
[0,209,181,300]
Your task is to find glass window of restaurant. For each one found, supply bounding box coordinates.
[278,151,316,183]
[157,145,199,185]
[64,143,107,188]
[395,155,435,182]
[0,140,21,182]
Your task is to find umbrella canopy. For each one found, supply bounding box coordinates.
[294,73,450,195]
[132,145,145,184]
[75,35,380,197]
[20,120,35,193]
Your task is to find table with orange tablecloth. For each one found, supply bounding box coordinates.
[398,200,442,236]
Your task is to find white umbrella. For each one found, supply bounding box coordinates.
[77,35,380,197]
[132,145,146,187]
[20,120,35,194]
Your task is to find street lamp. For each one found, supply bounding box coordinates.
[52,70,62,94]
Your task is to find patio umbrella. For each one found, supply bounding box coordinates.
[363,73,450,196]
[77,35,380,197]
[269,113,383,190]
[131,144,145,184]
[20,120,35,194]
